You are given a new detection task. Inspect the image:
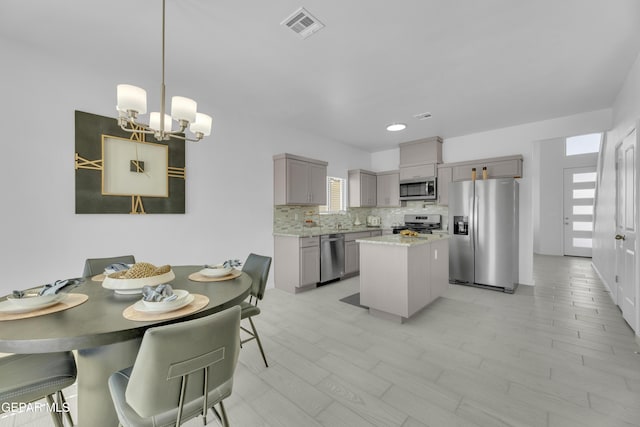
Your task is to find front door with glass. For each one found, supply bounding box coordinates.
[563,166,596,257]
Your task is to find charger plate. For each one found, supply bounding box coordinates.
[188,269,242,282]
[122,294,209,322]
[0,294,89,321]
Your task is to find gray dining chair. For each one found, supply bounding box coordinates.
[0,351,77,427]
[108,306,241,427]
[240,253,272,368]
[82,255,135,277]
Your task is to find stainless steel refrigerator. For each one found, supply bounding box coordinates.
[448,178,519,293]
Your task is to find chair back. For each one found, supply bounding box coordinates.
[242,253,272,301]
[125,306,241,418]
[82,255,135,277]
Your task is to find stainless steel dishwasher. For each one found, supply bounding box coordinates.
[320,234,345,283]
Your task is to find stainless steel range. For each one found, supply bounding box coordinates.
[392,214,442,234]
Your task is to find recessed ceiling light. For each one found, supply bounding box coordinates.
[386,123,407,132]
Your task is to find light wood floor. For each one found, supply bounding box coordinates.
[3,255,640,427]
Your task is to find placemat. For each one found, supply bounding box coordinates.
[188,269,242,282]
[122,294,209,322]
[0,294,89,321]
[91,274,106,282]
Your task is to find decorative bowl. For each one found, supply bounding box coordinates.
[200,265,232,277]
[102,270,176,294]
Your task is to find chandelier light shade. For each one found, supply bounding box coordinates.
[117,84,147,115]
[190,113,213,136]
[116,0,212,142]
[149,112,173,133]
[171,96,197,123]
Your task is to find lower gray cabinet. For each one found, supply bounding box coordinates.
[300,245,320,286]
[344,230,381,276]
[344,240,359,275]
[274,235,320,293]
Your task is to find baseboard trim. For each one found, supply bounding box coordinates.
[591,261,613,296]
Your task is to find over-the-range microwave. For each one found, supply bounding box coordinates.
[399,177,437,201]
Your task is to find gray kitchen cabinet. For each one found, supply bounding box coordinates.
[399,163,436,181]
[274,235,320,293]
[359,235,449,323]
[273,153,328,205]
[449,155,523,182]
[399,136,443,165]
[437,166,452,206]
[376,171,400,207]
[300,245,320,286]
[344,230,382,276]
[399,137,442,182]
[349,169,377,207]
[344,240,359,275]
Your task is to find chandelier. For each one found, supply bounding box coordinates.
[116,0,211,142]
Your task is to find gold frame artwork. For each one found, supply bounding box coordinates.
[75,110,186,214]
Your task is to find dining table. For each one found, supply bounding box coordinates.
[0,265,252,427]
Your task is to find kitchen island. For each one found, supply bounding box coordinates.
[357,234,450,323]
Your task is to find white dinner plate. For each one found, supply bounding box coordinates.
[141,290,189,309]
[133,293,194,314]
[199,266,233,277]
[0,295,67,314]
[114,288,143,295]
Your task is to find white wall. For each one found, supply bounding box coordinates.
[0,40,372,294]
[593,50,640,298]
[533,138,598,256]
[370,109,612,285]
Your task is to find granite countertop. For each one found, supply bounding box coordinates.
[273,226,386,237]
[356,233,450,247]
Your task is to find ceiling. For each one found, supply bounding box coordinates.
[2,0,639,152]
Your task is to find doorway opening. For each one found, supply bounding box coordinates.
[562,133,602,257]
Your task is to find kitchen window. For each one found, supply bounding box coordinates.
[319,177,346,214]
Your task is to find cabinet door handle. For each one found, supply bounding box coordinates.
[615,234,626,241]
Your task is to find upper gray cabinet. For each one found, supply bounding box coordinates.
[274,153,328,205]
[399,136,443,166]
[448,155,523,182]
[399,136,443,180]
[349,169,377,207]
[376,170,400,207]
[437,166,452,206]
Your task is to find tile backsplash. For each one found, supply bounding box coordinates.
[274,202,448,233]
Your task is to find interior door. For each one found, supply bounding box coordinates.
[615,129,637,331]
[563,166,597,257]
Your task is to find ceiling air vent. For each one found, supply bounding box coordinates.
[281,7,325,39]
[414,112,432,120]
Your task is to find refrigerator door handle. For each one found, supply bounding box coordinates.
[469,197,475,249]
[473,196,479,250]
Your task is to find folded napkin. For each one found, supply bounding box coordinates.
[104,263,130,273]
[204,259,242,269]
[11,278,82,299]
[223,259,242,268]
[39,278,82,296]
[142,284,177,302]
